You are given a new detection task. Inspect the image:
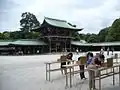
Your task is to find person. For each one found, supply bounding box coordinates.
[100,48,104,55]
[87,52,101,90]
[86,52,93,67]
[99,53,105,66]
[66,53,73,64]
[76,48,79,54]
[61,53,73,74]
[78,57,87,80]
[86,52,91,61]
[111,47,114,55]
[107,47,110,55]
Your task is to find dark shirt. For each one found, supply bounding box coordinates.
[61,54,72,68]
[99,54,105,60]
[94,58,101,66]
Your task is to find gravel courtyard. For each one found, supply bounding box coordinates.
[0,52,120,90]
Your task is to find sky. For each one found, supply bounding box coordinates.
[0,0,120,34]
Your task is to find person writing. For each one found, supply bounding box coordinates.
[87,53,102,90]
[60,53,73,75]
[66,53,73,64]
[78,57,87,80]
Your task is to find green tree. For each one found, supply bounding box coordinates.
[87,34,98,43]
[71,31,80,41]
[0,32,4,39]
[105,19,120,41]
[79,33,86,40]
[84,33,91,41]
[98,27,109,42]
[10,31,24,39]
[2,31,10,39]
[20,12,40,32]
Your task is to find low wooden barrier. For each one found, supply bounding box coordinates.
[63,56,87,88]
[63,57,120,89]
[88,57,120,90]
[44,55,75,81]
[88,64,120,90]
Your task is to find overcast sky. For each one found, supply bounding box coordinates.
[0,0,120,34]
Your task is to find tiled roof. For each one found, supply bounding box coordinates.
[44,17,83,31]
[0,39,47,46]
[71,41,120,46]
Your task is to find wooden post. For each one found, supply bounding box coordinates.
[48,63,51,81]
[89,70,92,90]
[49,38,51,53]
[65,69,68,87]
[65,40,66,52]
[69,30,71,52]
[113,67,115,85]
[70,41,71,52]
[46,64,48,80]
[99,70,101,90]
[119,65,120,86]
[70,67,72,88]
[56,43,57,52]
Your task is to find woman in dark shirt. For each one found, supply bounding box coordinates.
[61,53,73,74]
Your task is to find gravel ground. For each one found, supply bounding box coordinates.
[0,52,120,90]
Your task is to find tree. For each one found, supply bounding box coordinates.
[2,31,10,39]
[0,33,4,39]
[20,12,40,32]
[71,31,80,41]
[10,31,23,39]
[87,34,98,43]
[84,33,91,41]
[98,27,109,42]
[105,18,120,41]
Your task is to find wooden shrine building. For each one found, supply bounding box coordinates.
[34,17,82,52]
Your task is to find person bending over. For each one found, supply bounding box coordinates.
[78,57,87,80]
[61,53,73,75]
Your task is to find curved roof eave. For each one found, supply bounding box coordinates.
[44,17,83,31]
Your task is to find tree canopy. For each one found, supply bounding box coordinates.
[105,19,120,42]
[98,27,109,42]
[20,12,40,32]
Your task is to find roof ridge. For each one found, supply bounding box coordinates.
[45,17,67,22]
[15,39,38,41]
[0,40,13,42]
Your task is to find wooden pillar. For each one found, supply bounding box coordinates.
[65,40,66,52]
[49,38,51,53]
[33,46,35,54]
[56,43,57,52]
[70,39,71,52]
[41,46,43,53]
[69,30,72,52]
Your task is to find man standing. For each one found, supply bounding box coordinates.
[107,47,110,55]
[111,47,114,55]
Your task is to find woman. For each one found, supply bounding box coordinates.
[78,57,87,80]
[87,53,101,90]
[61,53,73,75]
[67,53,73,64]
[86,52,94,67]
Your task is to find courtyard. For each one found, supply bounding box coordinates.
[0,52,120,90]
